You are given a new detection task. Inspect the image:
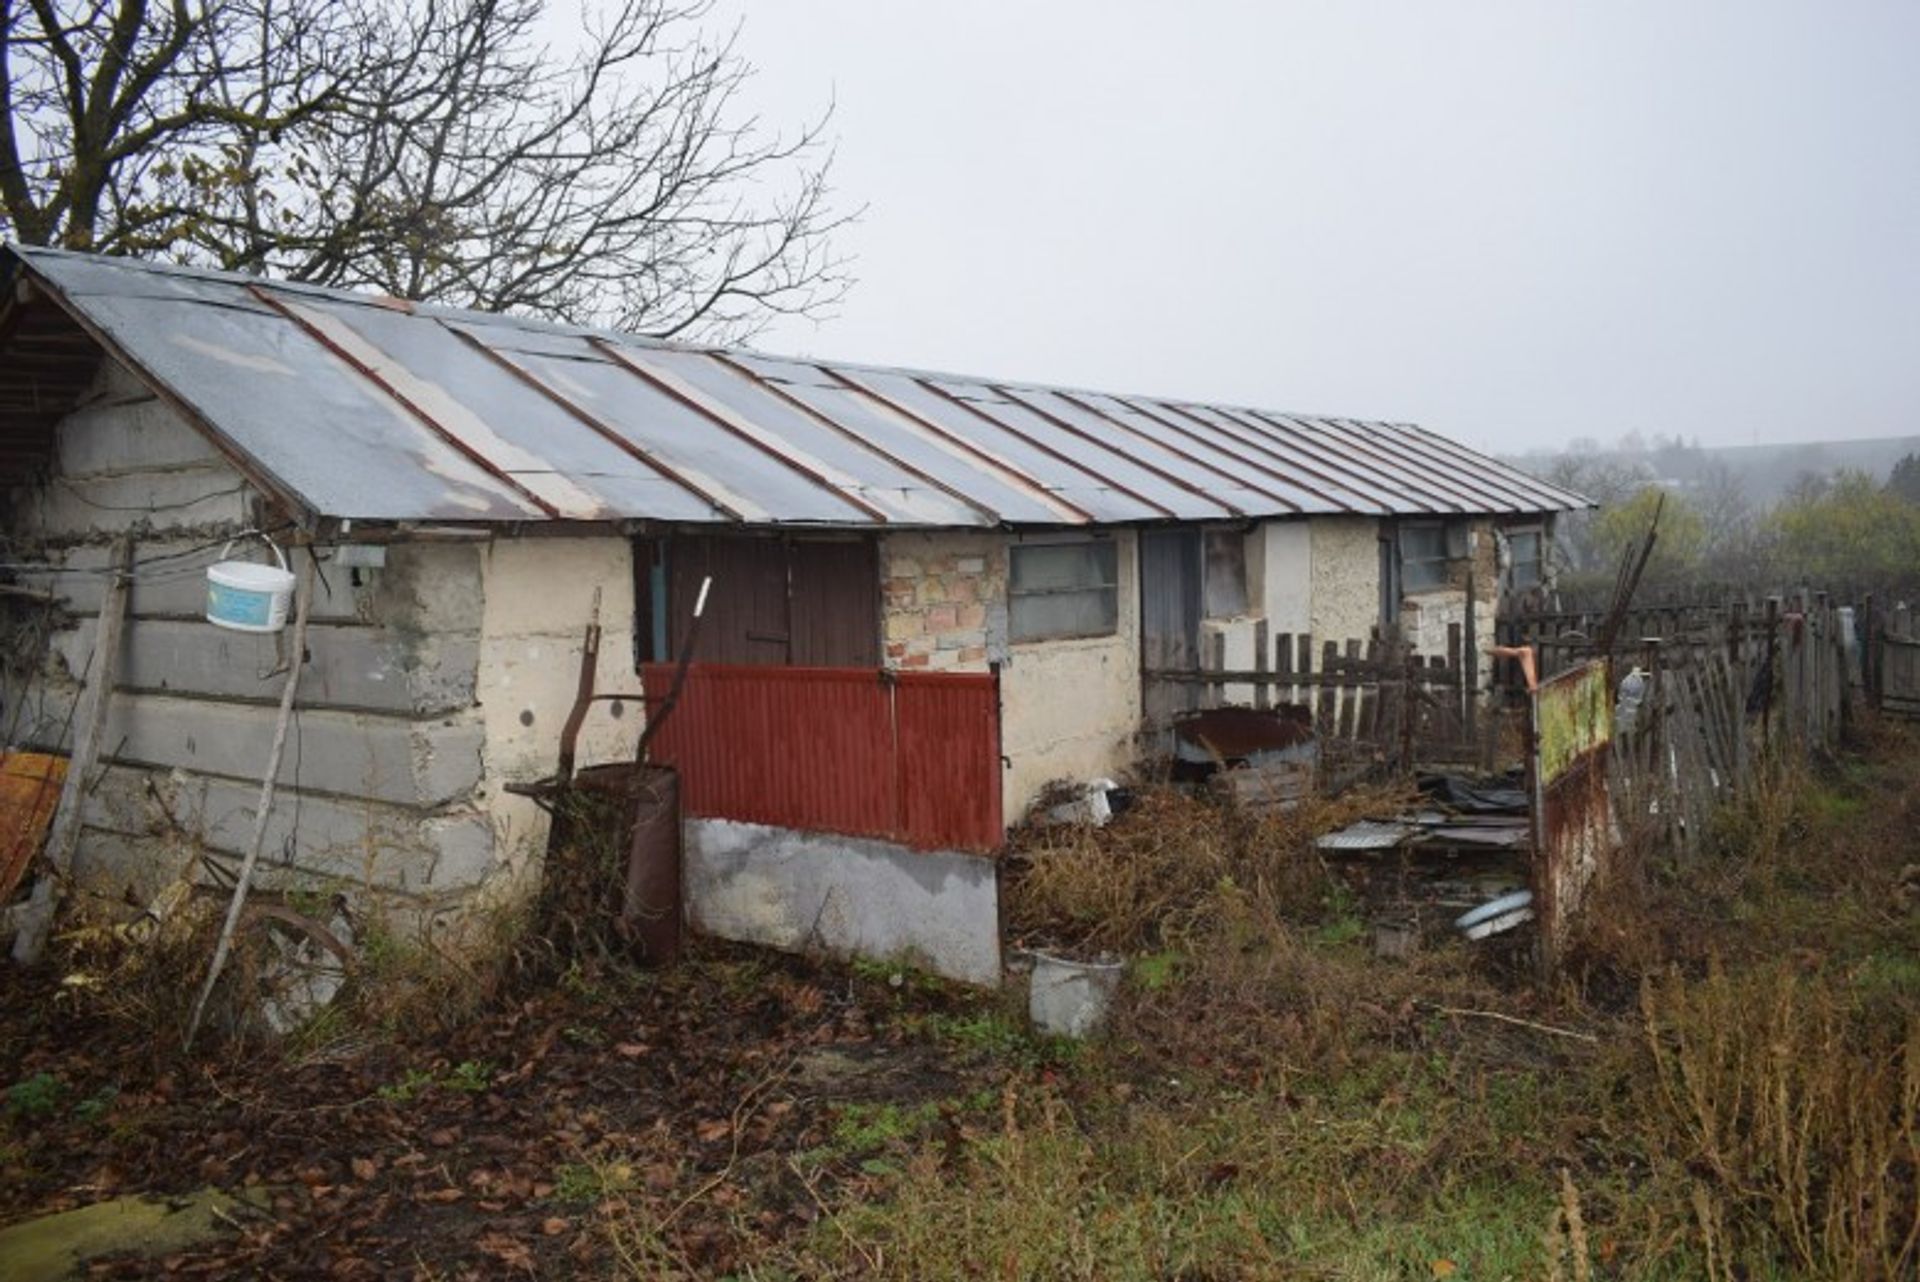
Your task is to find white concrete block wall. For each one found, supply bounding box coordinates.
[474,536,642,895]
[1,359,509,929]
[999,530,1143,823]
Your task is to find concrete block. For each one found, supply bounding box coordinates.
[78,764,495,895]
[55,397,225,477]
[476,634,641,781]
[52,617,478,714]
[373,542,485,633]
[20,465,252,538]
[684,819,1001,986]
[16,540,374,622]
[479,537,631,639]
[101,693,484,806]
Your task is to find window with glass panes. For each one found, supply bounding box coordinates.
[1009,540,1119,642]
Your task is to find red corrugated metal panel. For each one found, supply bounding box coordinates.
[641,663,1001,853]
[894,672,1003,851]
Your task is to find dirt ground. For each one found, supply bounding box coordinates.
[4,723,1918,1280]
[0,942,1014,1279]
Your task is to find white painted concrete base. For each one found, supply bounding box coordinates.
[683,820,1001,986]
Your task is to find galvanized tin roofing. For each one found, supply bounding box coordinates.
[5,245,1590,527]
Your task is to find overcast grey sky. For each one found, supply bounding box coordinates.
[705,1,1919,454]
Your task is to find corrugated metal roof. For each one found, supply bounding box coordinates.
[4,244,1591,527]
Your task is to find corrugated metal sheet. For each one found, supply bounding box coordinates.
[5,244,1593,527]
[893,672,1003,851]
[1530,659,1616,972]
[639,663,1002,853]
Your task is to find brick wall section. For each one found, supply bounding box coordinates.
[880,531,1008,672]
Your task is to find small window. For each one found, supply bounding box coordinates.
[1010,540,1119,643]
[1399,522,1450,592]
[1203,530,1249,619]
[1508,529,1544,590]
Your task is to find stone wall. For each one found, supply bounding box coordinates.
[879,531,1008,673]
[1308,516,1384,644]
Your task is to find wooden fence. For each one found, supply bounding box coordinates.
[1142,618,1482,770]
[1505,589,1867,859]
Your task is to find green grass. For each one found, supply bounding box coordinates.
[5,1072,63,1120]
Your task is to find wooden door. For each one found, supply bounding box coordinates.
[1140,528,1203,736]
[660,535,879,667]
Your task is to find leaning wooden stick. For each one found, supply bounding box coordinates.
[12,537,132,965]
[185,553,313,1048]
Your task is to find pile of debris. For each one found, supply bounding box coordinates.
[1313,771,1535,954]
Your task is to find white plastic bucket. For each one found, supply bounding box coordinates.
[206,539,296,633]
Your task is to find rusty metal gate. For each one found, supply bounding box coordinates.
[638,663,1003,853]
[1530,659,1615,972]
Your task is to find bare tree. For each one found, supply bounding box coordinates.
[1,0,852,338]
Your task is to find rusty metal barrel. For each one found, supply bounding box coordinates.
[560,763,683,965]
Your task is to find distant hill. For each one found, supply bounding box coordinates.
[1507,435,1920,506]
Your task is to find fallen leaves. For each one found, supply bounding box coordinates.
[0,945,934,1280]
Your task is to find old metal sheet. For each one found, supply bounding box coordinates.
[723,354,1072,524]
[1060,390,1336,514]
[1159,402,1392,513]
[1213,408,1443,514]
[617,347,981,526]
[929,378,1227,521]
[11,245,1595,527]
[278,297,623,519]
[999,387,1284,515]
[1531,659,1616,972]
[53,290,541,520]
[504,348,861,524]
[844,370,1159,524]
[640,663,1002,852]
[1,751,67,904]
[1315,820,1419,852]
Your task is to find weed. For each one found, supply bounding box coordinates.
[1638,958,1920,1278]
[5,1072,63,1120]
[830,1101,941,1153]
[1128,950,1184,991]
[552,1158,640,1206]
[922,1011,1027,1057]
[71,1086,118,1124]
[377,1068,437,1103]
[443,1060,494,1093]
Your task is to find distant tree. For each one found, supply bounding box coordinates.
[1889,453,1920,505]
[1771,470,1920,582]
[1591,486,1707,585]
[0,0,852,337]
[1538,453,1656,575]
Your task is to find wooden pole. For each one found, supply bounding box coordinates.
[185,554,313,1047]
[11,538,132,966]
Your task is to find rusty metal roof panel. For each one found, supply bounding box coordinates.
[925,378,1229,521]
[1015,388,1321,516]
[6,245,1592,527]
[719,354,1073,525]
[487,345,860,524]
[839,369,1147,523]
[37,282,540,521]
[610,346,985,527]
[1139,400,1396,515]
[282,297,710,521]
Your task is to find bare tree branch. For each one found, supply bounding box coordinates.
[0,0,854,338]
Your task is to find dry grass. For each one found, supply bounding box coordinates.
[1639,959,1920,1279]
[1003,780,1415,956]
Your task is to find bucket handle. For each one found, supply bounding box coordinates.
[219,532,288,571]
